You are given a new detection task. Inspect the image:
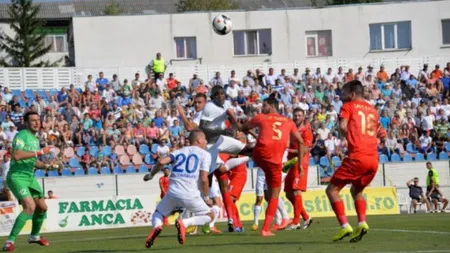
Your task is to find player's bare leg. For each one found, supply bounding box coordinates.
[326,183,353,242]
[28,198,50,246]
[349,186,369,243]
[261,186,281,236]
[252,196,264,231]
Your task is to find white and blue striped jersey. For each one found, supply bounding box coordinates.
[167,146,211,199]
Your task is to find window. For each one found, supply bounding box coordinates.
[442,20,450,45]
[233,29,272,56]
[174,37,197,59]
[44,34,68,53]
[369,21,411,51]
[305,30,332,57]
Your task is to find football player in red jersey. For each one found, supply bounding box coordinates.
[229,94,304,236]
[159,168,170,226]
[325,80,379,242]
[284,108,313,230]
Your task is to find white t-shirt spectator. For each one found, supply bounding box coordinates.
[298,102,309,111]
[241,86,252,97]
[265,74,278,86]
[325,138,337,154]
[326,111,338,122]
[85,81,96,92]
[226,86,240,99]
[421,115,435,131]
[317,128,330,140]
[324,73,335,84]
[1,160,10,180]
[157,145,170,158]
[166,115,178,128]
[102,89,116,103]
[6,130,17,143]
[419,135,432,149]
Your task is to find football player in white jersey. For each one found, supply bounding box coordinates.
[144,129,214,249]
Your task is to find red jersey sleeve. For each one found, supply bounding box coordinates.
[339,102,352,120]
[248,114,263,129]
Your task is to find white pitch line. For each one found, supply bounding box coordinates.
[372,228,450,235]
[52,234,144,243]
[369,250,450,253]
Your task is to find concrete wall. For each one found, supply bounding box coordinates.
[72,0,450,68]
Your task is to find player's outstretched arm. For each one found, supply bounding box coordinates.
[177,105,198,131]
[144,156,171,181]
[199,170,211,205]
[12,146,52,161]
[338,118,349,138]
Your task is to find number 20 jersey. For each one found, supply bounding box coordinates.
[339,100,379,159]
[167,146,211,199]
[248,113,297,166]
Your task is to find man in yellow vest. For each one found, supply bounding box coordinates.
[425,162,449,212]
[148,53,168,81]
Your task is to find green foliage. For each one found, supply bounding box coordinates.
[177,0,240,12]
[0,0,62,67]
[104,0,124,15]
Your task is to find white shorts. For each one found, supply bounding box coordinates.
[207,135,246,174]
[255,168,288,196]
[209,176,222,198]
[156,194,210,217]
[282,149,288,163]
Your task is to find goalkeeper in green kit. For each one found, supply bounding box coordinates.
[3,111,54,252]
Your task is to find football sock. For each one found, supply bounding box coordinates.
[162,216,169,224]
[233,203,242,227]
[183,215,212,227]
[297,195,310,221]
[331,200,348,228]
[222,190,235,223]
[293,195,301,224]
[355,199,367,224]
[8,212,31,242]
[262,197,278,231]
[224,157,250,171]
[209,205,221,228]
[278,197,289,220]
[253,205,262,225]
[275,210,282,225]
[31,211,46,237]
[152,211,163,228]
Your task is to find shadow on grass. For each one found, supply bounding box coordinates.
[67,240,326,253]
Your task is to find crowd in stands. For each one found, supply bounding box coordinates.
[0,62,450,179]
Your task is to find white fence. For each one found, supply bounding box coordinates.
[1,55,450,91]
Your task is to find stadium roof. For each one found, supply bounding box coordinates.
[0,0,428,19]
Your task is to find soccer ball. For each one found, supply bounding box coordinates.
[212,14,232,35]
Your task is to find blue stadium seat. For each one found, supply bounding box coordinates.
[90,146,99,156]
[76,146,86,157]
[144,154,156,165]
[445,142,450,152]
[38,90,47,99]
[319,156,329,167]
[24,89,34,99]
[61,168,72,176]
[114,167,123,174]
[48,170,59,177]
[247,160,255,168]
[69,157,81,168]
[126,166,136,174]
[49,89,58,96]
[439,151,449,160]
[331,156,341,167]
[103,146,112,156]
[139,144,150,155]
[379,154,389,163]
[74,168,85,176]
[101,167,111,174]
[12,89,21,97]
[151,144,159,154]
[427,153,437,161]
[34,170,45,178]
[88,167,98,175]
[406,143,418,154]
[18,100,26,107]
[138,165,148,173]
[308,157,316,166]
[403,153,413,162]
[391,153,401,162]
[415,153,425,161]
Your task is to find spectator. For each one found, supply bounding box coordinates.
[417,131,433,154]
[46,190,57,199]
[406,177,431,213]
[148,53,168,80]
[425,162,449,212]
[157,139,170,158]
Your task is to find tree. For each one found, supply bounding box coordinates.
[104,0,124,15]
[0,0,61,67]
[312,0,382,7]
[177,0,240,12]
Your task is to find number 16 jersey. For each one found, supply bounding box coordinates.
[339,100,379,159]
[248,113,297,166]
[167,146,211,199]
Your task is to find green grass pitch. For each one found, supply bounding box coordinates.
[2,214,449,253]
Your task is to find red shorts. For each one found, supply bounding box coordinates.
[284,154,309,192]
[254,156,282,189]
[330,156,378,190]
[229,171,247,200]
